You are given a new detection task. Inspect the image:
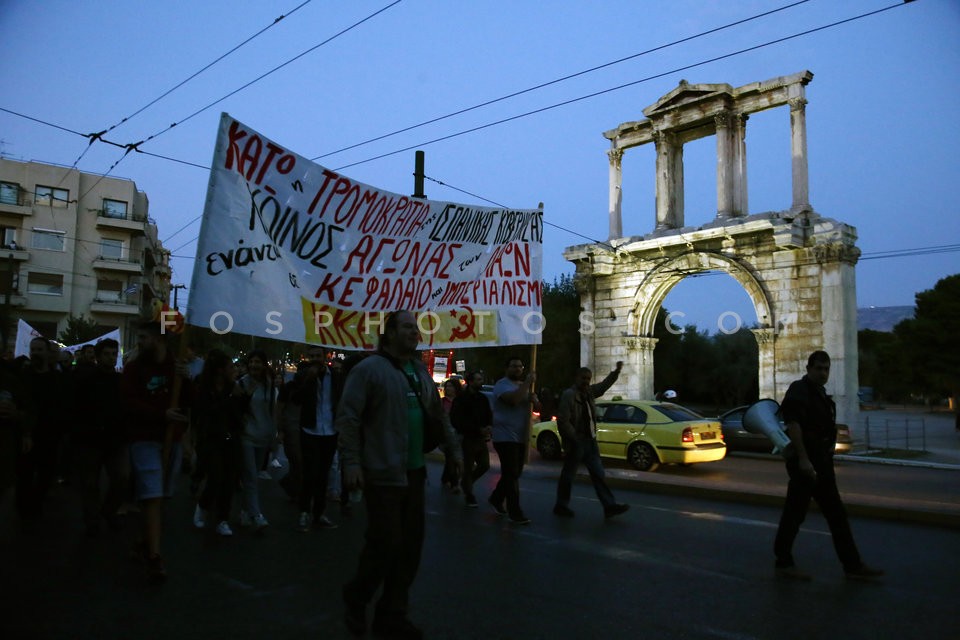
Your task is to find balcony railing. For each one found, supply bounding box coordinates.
[96,210,149,223]
[96,254,141,264]
[0,188,33,215]
[0,186,30,207]
[90,296,140,315]
[93,255,143,274]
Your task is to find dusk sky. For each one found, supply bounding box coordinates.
[2,0,957,333]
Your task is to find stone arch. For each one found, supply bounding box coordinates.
[630,250,772,338]
[564,71,860,427]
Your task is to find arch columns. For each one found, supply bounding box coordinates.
[789,97,810,213]
[715,111,737,219]
[654,130,683,230]
[607,148,623,240]
[751,328,776,400]
[623,335,657,400]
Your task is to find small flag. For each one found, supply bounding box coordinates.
[123,283,140,295]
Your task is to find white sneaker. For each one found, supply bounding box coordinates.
[239,510,252,527]
[193,504,207,529]
[258,470,272,480]
[314,515,338,530]
[296,512,311,532]
[253,513,269,530]
[215,521,234,536]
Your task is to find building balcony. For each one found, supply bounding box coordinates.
[0,289,27,307]
[0,192,32,217]
[90,297,140,315]
[0,247,29,261]
[93,256,143,274]
[95,211,148,235]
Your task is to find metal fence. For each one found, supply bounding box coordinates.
[860,416,926,452]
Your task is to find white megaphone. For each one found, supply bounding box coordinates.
[742,399,794,458]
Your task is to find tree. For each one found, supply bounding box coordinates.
[893,274,960,402]
[858,329,911,403]
[456,275,581,389]
[712,329,759,407]
[58,315,102,345]
[653,307,683,395]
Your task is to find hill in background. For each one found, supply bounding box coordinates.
[857,306,914,332]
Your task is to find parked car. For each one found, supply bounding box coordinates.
[834,424,853,454]
[530,399,726,472]
[719,405,853,454]
[718,406,778,453]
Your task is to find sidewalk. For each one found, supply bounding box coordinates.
[847,405,960,467]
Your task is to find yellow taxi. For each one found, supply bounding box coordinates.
[530,398,726,471]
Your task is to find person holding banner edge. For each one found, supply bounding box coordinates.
[773,350,883,582]
[489,357,539,525]
[338,310,461,639]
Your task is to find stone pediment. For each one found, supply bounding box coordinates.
[642,80,733,117]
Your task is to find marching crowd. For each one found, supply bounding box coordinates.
[0,311,882,639]
[0,313,616,639]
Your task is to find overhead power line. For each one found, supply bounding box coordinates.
[333,1,909,171]
[2,2,399,209]
[101,0,314,137]
[129,0,404,150]
[312,0,811,161]
[139,0,916,247]
[3,0,914,252]
[0,107,86,138]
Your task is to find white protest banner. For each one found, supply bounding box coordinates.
[188,114,543,349]
[13,319,43,357]
[62,328,124,370]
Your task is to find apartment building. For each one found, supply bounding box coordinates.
[0,158,172,351]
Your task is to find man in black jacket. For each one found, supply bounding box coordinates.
[73,339,124,536]
[287,346,341,531]
[449,371,492,508]
[774,350,883,581]
[553,362,629,519]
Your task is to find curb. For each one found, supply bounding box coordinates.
[834,453,960,471]
[593,470,960,530]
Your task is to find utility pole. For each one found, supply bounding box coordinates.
[171,284,187,310]
[412,150,426,199]
[1,253,13,355]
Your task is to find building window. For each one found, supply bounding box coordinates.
[100,238,124,260]
[0,182,21,206]
[30,228,65,251]
[26,272,63,296]
[102,199,128,219]
[1,226,18,249]
[35,185,69,208]
[96,278,123,302]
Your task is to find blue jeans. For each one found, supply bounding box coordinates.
[240,441,269,517]
[555,434,615,509]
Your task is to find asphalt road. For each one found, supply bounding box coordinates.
[0,455,957,640]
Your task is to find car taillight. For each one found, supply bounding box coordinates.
[682,427,694,443]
